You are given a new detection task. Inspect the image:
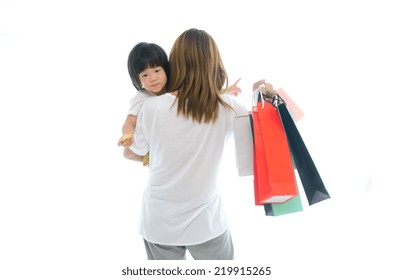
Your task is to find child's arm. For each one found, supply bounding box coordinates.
[117,114,137,147]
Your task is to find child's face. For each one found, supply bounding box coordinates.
[139,66,167,94]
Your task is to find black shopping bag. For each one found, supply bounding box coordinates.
[277,103,330,205]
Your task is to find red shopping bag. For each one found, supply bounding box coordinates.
[252,98,298,205]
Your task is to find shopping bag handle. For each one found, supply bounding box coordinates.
[253,89,265,109]
[253,89,286,109]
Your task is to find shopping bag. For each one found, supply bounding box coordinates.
[252,97,298,204]
[277,103,330,205]
[276,88,305,122]
[233,114,254,176]
[264,195,303,216]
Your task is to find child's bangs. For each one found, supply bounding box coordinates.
[139,53,164,72]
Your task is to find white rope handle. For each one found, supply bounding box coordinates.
[252,89,265,110]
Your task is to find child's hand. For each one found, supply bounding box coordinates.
[227,78,242,96]
[118,134,134,147]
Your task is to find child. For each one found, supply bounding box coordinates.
[117,42,169,149]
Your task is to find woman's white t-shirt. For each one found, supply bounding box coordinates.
[130,93,248,245]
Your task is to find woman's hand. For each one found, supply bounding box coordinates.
[123,147,143,162]
[253,79,276,97]
[227,78,242,96]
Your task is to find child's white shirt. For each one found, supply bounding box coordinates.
[127,90,156,116]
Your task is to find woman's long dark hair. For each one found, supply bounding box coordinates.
[167,29,231,124]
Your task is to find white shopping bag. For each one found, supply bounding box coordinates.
[233,114,254,176]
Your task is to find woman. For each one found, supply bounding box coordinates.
[124,28,272,260]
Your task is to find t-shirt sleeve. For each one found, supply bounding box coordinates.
[130,102,149,156]
[222,93,249,116]
[128,92,145,116]
[220,94,250,139]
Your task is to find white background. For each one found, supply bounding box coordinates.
[1,0,392,279]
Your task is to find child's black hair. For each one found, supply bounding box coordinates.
[127,42,169,91]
